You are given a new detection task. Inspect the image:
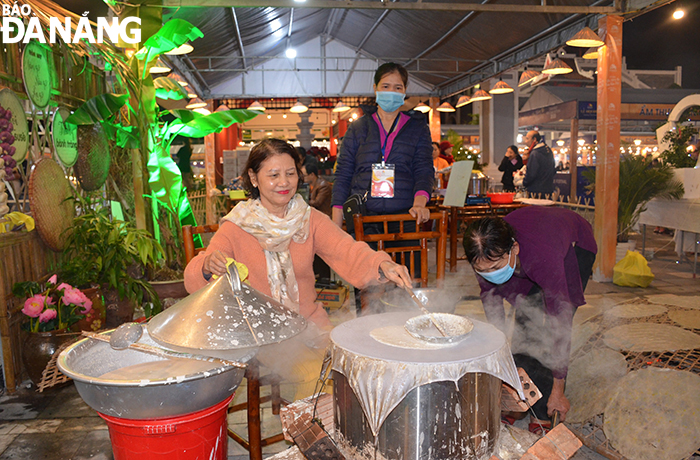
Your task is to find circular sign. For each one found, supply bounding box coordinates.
[51,108,78,167]
[0,88,30,162]
[21,40,51,109]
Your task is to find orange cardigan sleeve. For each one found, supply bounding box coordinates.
[183,223,238,294]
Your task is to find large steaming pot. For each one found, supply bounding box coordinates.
[330,312,523,460]
[467,170,489,195]
[57,329,245,419]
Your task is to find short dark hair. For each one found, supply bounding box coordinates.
[432,141,440,149]
[374,62,409,87]
[507,145,520,156]
[463,217,516,264]
[242,139,304,199]
[303,161,319,177]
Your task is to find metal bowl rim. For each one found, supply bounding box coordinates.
[404,313,474,344]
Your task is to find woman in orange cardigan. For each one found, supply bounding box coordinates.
[184,138,413,329]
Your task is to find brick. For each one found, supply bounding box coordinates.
[520,424,582,460]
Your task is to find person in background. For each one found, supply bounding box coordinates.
[463,207,597,434]
[302,162,332,217]
[439,140,455,165]
[498,145,523,192]
[433,141,450,189]
[522,130,555,196]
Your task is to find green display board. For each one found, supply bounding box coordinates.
[21,41,51,109]
[0,88,30,162]
[52,108,78,167]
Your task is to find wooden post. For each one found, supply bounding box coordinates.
[204,130,217,225]
[429,96,441,141]
[593,15,623,282]
[570,117,578,202]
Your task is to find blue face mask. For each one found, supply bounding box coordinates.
[375,91,405,113]
[476,251,515,284]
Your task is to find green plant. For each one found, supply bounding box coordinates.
[582,155,684,242]
[13,275,92,332]
[660,123,698,168]
[447,129,484,170]
[59,194,164,316]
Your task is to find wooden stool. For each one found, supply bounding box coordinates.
[228,359,289,460]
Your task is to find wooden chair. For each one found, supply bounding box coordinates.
[182,224,287,460]
[352,211,448,288]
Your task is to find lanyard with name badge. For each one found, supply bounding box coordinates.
[371,115,399,198]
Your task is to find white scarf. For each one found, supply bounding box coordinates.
[222,195,311,311]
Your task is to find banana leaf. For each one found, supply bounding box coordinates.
[135,19,203,65]
[147,144,184,213]
[154,77,188,101]
[165,109,260,139]
[65,93,129,125]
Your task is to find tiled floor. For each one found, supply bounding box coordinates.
[0,230,697,459]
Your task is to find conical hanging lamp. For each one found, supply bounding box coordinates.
[489,79,514,94]
[566,26,604,48]
[582,47,600,60]
[165,42,194,55]
[186,97,207,109]
[289,101,309,113]
[519,67,540,86]
[436,102,455,112]
[149,58,171,74]
[414,102,431,113]
[248,100,266,111]
[332,101,351,112]
[470,88,492,102]
[455,95,471,108]
[542,58,573,75]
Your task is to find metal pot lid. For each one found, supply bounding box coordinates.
[147,264,306,353]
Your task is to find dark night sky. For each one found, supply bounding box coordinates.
[623,1,700,89]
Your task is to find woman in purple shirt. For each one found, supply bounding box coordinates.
[463,207,597,433]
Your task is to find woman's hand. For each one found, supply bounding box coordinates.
[202,250,228,278]
[547,378,570,421]
[409,205,430,225]
[332,207,344,228]
[379,260,413,289]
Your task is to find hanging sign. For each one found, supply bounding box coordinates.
[0,88,30,162]
[51,108,78,167]
[21,40,51,109]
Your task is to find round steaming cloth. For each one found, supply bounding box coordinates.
[606,303,667,319]
[330,311,522,437]
[602,323,700,352]
[369,325,451,350]
[564,348,628,423]
[668,309,700,330]
[646,294,700,310]
[28,158,75,251]
[603,368,700,460]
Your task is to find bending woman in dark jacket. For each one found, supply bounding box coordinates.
[331,63,434,228]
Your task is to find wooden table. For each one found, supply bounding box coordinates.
[436,202,528,272]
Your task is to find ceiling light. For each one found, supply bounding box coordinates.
[414,102,431,113]
[215,104,230,112]
[672,7,685,19]
[566,26,604,48]
[267,114,272,119]
[542,58,573,75]
[455,95,471,108]
[289,101,308,113]
[193,107,211,116]
[518,68,540,86]
[187,93,197,98]
[282,114,287,118]
[165,43,194,55]
[248,100,266,111]
[149,58,171,74]
[582,47,599,60]
[332,101,351,112]
[436,102,455,112]
[285,48,297,59]
[469,89,492,102]
[186,97,207,109]
[178,81,188,87]
[489,79,514,94]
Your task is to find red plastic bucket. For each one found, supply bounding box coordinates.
[99,394,233,460]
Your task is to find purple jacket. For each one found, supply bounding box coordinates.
[477,207,597,378]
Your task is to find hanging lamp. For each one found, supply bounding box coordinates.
[470,88,492,102]
[332,101,351,112]
[489,79,514,95]
[289,101,309,113]
[165,43,194,55]
[455,95,471,108]
[186,97,207,109]
[566,27,604,48]
[248,100,266,111]
[518,67,540,86]
[582,47,600,60]
[542,58,573,75]
[414,102,431,113]
[436,102,455,112]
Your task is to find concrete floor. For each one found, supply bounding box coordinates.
[0,229,697,459]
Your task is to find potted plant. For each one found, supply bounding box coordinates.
[12,274,94,385]
[583,154,684,246]
[59,194,164,327]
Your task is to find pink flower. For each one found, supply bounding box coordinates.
[79,299,93,314]
[48,274,57,284]
[62,287,86,306]
[57,283,72,291]
[38,308,57,323]
[22,294,46,318]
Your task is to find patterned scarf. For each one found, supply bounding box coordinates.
[222,194,311,311]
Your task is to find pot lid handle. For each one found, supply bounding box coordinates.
[226,262,242,293]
